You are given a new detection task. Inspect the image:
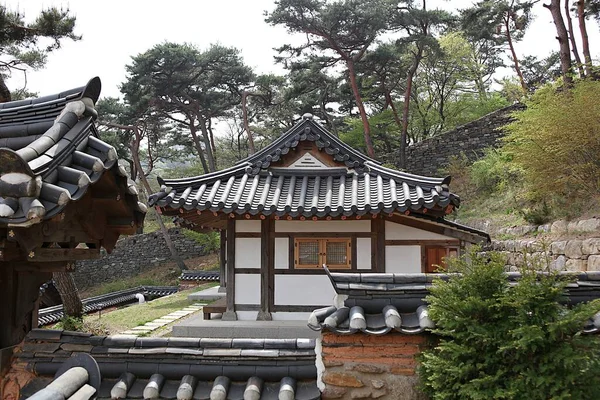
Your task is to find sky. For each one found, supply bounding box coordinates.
[4,0,600,99]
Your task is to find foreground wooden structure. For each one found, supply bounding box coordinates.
[0,78,145,357]
[150,114,488,321]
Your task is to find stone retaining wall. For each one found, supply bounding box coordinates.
[73,228,209,290]
[486,218,600,271]
[391,104,523,176]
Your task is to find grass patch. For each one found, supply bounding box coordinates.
[83,285,214,334]
[79,253,221,298]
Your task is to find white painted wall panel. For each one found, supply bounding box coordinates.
[236,220,261,232]
[385,245,421,273]
[236,311,258,320]
[356,238,372,270]
[235,238,261,269]
[274,275,336,306]
[385,221,453,240]
[271,312,312,321]
[235,274,261,304]
[275,238,289,269]
[275,220,370,232]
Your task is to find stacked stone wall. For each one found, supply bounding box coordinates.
[487,218,600,271]
[73,228,208,290]
[390,104,523,176]
[319,332,430,399]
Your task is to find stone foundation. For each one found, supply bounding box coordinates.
[318,332,430,399]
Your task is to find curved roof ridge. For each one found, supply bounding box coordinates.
[365,162,451,186]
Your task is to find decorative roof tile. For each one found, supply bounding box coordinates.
[149,115,462,220]
[0,77,145,226]
[308,268,600,335]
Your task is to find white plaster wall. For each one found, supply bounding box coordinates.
[275,238,289,269]
[275,220,370,232]
[274,275,336,306]
[236,220,261,232]
[236,311,258,320]
[235,274,261,304]
[356,238,371,270]
[385,245,421,273]
[271,312,313,321]
[235,238,261,269]
[385,220,454,240]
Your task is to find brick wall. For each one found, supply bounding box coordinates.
[318,332,430,399]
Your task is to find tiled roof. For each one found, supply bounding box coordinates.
[308,269,600,335]
[18,330,319,400]
[38,286,179,326]
[180,270,220,282]
[149,115,461,219]
[0,77,146,226]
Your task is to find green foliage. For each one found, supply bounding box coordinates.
[420,248,600,399]
[470,148,522,193]
[56,316,84,332]
[183,229,220,254]
[504,80,600,203]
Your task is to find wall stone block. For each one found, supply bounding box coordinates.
[564,240,583,259]
[73,228,210,290]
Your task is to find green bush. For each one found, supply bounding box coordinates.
[504,80,600,202]
[419,248,600,399]
[183,229,220,254]
[470,148,522,194]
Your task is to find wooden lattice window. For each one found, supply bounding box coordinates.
[295,238,351,269]
[424,246,459,273]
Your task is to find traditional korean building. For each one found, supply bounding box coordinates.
[149,114,488,321]
[0,78,145,353]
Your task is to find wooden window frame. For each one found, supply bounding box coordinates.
[423,245,460,273]
[294,237,352,270]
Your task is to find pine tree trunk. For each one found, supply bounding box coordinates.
[189,122,210,174]
[564,0,585,77]
[577,0,593,77]
[505,16,528,92]
[346,59,375,158]
[400,46,424,169]
[242,91,256,154]
[53,271,83,319]
[0,76,11,103]
[545,0,573,87]
[198,120,216,172]
[130,129,187,273]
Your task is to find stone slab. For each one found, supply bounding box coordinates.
[171,316,320,339]
[188,286,226,302]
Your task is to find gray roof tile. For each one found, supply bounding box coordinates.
[0,77,144,227]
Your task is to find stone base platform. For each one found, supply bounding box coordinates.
[187,286,225,302]
[172,315,320,339]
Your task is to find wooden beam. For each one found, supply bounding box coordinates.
[258,218,272,320]
[385,239,460,246]
[224,217,236,320]
[386,213,486,244]
[372,216,385,272]
[26,247,100,262]
[219,230,226,290]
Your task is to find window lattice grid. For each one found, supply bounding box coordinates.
[297,240,319,266]
[326,241,348,265]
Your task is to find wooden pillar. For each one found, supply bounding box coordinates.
[258,218,273,321]
[222,218,237,321]
[372,216,385,272]
[0,263,52,350]
[218,229,226,293]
